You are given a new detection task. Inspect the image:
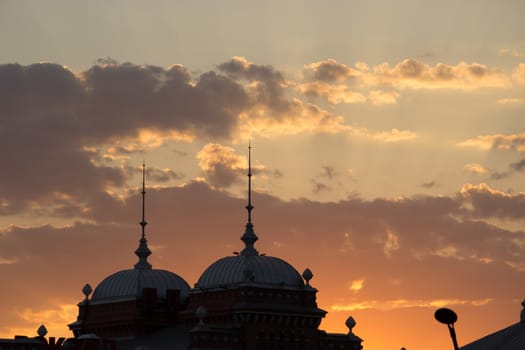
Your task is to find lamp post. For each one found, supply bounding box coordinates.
[434,308,459,350]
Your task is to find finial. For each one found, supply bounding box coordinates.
[303,268,313,287]
[346,316,363,343]
[82,283,92,301]
[196,305,207,325]
[135,163,152,269]
[240,142,259,256]
[37,325,47,337]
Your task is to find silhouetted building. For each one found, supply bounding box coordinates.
[0,326,64,350]
[31,156,364,350]
[459,300,525,350]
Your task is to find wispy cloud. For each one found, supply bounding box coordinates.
[0,257,18,265]
[513,63,525,84]
[464,163,489,175]
[331,298,493,311]
[457,133,525,153]
[499,48,525,58]
[372,60,509,90]
[348,278,365,293]
[298,81,366,104]
[497,97,524,105]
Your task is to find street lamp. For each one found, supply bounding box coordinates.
[434,308,459,350]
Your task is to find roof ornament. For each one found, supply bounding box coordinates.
[135,162,152,269]
[37,324,48,337]
[303,268,313,288]
[240,142,259,256]
[82,283,92,302]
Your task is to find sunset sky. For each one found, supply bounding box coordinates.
[1,1,525,349]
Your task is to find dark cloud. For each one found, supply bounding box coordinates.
[459,183,525,220]
[310,165,342,194]
[485,158,525,181]
[510,158,525,171]
[421,180,438,188]
[81,63,249,140]
[0,61,255,215]
[312,180,331,194]
[304,59,357,82]
[488,171,510,180]
[397,59,426,78]
[321,166,337,180]
[217,57,293,114]
[126,165,183,183]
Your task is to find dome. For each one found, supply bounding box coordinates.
[89,164,190,303]
[91,268,190,303]
[195,254,304,289]
[195,146,306,290]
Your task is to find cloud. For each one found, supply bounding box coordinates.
[126,165,183,183]
[457,133,525,153]
[421,181,438,189]
[196,143,248,188]
[312,180,332,194]
[1,181,525,339]
[298,58,520,109]
[331,298,493,311]
[497,97,524,105]
[498,49,525,58]
[310,166,351,196]
[321,166,337,180]
[348,278,365,293]
[298,81,366,104]
[303,59,360,82]
[510,158,525,171]
[367,90,399,105]
[217,56,293,113]
[0,58,424,218]
[365,128,417,143]
[459,183,525,220]
[0,257,18,265]
[383,229,400,257]
[513,63,525,84]
[0,61,256,215]
[464,164,489,175]
[462,158,525,182]
[371,59,509,90]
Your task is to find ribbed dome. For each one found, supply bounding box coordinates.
[195,255,304,289]
[92,268,190,303]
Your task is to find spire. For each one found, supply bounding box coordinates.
[241,142,259,256]
[135,163,152,269]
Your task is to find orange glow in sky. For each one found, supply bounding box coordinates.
[1,1,525,349]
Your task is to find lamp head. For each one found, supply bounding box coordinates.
[435,308,458,325]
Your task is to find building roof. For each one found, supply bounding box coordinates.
[91,268,190,303]
[195,254,304,289]
[460,300,525,350]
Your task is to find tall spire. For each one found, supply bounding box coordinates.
[240,142,259,256]
[247,142,253,224]
[135,162,152,269]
